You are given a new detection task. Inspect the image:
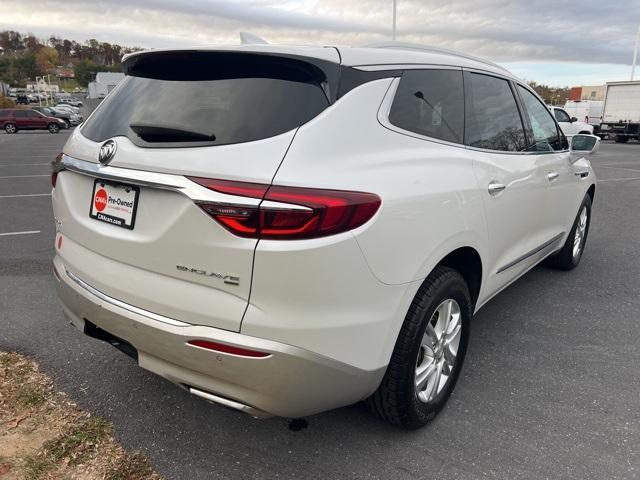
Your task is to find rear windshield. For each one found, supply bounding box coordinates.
[81,52,331,148]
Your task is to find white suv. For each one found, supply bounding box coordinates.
[52,43,599,429]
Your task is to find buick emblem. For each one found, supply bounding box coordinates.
[98,140,117,165]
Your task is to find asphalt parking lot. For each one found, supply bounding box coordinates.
[1,131,638,479]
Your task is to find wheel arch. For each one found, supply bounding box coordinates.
[436,247,483,308]
[587,184,596,202]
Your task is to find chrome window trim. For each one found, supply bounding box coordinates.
[378,68,570,156]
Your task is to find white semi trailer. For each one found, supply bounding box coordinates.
[601,81,640,143]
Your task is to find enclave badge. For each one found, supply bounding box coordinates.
[98,139,117,165]
[176,265,240,286]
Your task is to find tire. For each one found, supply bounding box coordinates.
[63,119,71,129]
[366,266,472,429]
[546,194,592,271]
[4,123,17,134]
[615,136,629,143]
[48,123,60,134]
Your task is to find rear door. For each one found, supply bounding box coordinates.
[465,71,554,298]
[54,49,339,331]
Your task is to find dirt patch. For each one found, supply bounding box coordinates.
[0,351,162,480]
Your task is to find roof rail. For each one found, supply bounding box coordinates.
[360,41,509,73]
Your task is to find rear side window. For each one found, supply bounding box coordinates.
[388,69,464,144]
[464,73,526,152]
[517,86,564,152]
[0,109,9,116]
[81,53,332,148]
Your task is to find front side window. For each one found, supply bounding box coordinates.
[517,86,564,152]
[14,110,28,118]
[554,108,572,123]
[388,69,464,144]
[465,73,526,152]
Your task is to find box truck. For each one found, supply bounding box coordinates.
[601,81,640,143]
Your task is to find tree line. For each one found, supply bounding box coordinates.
[0,30,142,87]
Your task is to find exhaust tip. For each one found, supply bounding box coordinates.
[187,386,272,419]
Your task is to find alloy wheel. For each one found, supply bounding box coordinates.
[573,206,588,259]
[415,298,462,403]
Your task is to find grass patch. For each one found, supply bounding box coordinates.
[1,351,161,479]
[16,386,49,408]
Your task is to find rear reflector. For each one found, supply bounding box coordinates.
[187,339,270,358]
[188,177,381,240]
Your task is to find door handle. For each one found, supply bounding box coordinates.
[487,182,506,195]
[575,171,589,178]
[547,172,560,181]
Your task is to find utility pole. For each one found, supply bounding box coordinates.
[392,0,397,41]
[632,24,640,81]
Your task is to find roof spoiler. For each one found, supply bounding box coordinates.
[239,32,268,45]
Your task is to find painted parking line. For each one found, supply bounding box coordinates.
[0,193,51,198]
[0,163,51,167]
[0,175,49,179]
[594,165,640,173]
[598,177,640,183]
[0,230,40,237]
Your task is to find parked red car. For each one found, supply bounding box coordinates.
[0,108,65,134]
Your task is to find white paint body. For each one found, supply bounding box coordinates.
[550,106,594,137]
[52,43,597,417]
[602,81,640,123]
[563,100,603,125]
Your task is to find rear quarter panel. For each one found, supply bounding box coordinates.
[245,78,488,369]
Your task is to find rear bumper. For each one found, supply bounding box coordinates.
[53,256,384,418]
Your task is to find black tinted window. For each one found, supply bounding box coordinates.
[389,69,464,144]
[517,86,564,152]
[0,109,9,116]
[82,58,330,147]
[554,109,571,123]
[14,110,28,118]
[465,73,526,152]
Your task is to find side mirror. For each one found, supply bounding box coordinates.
[570,117,578,123]
[570,134,600,163]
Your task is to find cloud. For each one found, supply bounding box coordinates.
[2,0,639,67]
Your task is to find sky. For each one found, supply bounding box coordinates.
[2,0,639,86]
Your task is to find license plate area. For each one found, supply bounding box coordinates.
[89,179,140,230]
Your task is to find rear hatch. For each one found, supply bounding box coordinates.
[53,48,339,331]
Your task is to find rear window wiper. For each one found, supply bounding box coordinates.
[129,122,216,142]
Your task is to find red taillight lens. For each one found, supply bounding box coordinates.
[188,177,381,240]
[187,339,270,358]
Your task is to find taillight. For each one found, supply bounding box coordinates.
[187,177,381,240]
[52,152,63,187]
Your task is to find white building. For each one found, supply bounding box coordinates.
[26,78,60,93]
[88,72,125,99]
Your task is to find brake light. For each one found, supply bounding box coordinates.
[187,177,381,240]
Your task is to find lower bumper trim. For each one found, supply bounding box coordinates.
[187,386,272,419]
